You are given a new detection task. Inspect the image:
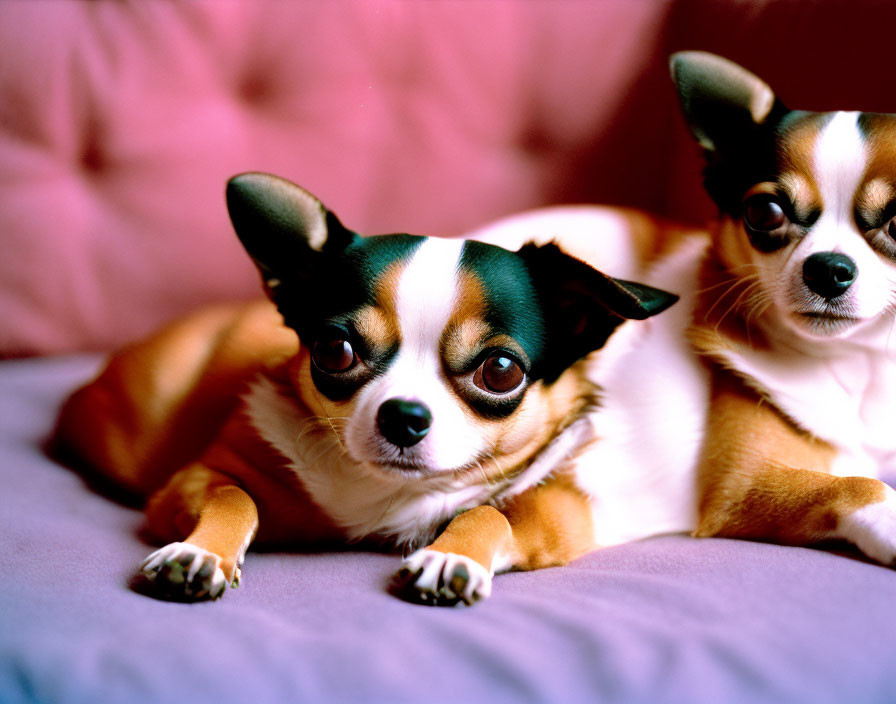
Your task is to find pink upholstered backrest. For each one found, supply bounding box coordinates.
[3,0,896,356]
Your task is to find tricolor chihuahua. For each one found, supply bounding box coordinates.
[669,52,896,563]
[56,173,677,606]
[465,51,896,572]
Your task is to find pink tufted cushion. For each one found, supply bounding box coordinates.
[5,0,896,356]
[0,1,673,356]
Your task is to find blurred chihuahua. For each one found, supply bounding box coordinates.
[467,52,896,572]
[56,173,677,606]
[670,52,896,564]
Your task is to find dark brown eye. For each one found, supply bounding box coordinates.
[312,331,355,373]
[888,220,896,241]
[744,195,787,232]
[473,353,525,394]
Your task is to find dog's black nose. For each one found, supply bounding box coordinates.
[376,399,432,448]
[802,252,857,300]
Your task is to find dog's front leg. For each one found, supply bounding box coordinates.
[395,505,512,606]
[394,474,595,606]
[140,465,259,600]
[696,372,896,565]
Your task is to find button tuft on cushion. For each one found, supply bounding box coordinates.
[237,74,275,106]
[78,114,107,174]
[80,139,104,173]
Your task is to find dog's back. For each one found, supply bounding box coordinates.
[56,300,297,495]
[469,204,712,544]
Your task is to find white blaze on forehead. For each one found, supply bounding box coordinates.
[395,237,466,357]
[361,235,481,472]
[813,111,868,229]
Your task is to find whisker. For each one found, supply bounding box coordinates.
[743,285,771,323]
[325,416,348,452]
[474,457,500,490]
[372,484,402,529]
[696,276,744,295]
[713,279,762,333]
[301,441,343,469]
[481,453,511,494]
[742,287,772,346]
[696,266,760,295]
[703,274,759,323]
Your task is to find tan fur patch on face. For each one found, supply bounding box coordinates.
[857,178,894,219]
[355,305,399,356]
[436,266,597,487]
[440,270,522,372]
[855,114,896,228]
[691,228,774,355]
[857,113,896,183]
[777,172,819,223]
[452,270,487,319]
[443,268,540,365]
[441,319,490,372]
[710,214,752,272]
[777,116,826,204]
[365,261,405,348]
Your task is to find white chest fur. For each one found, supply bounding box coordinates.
[574,235,711,545]
[716,315,896,478]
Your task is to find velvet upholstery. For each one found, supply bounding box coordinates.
[4,2,896,702]
[6,0,896,357]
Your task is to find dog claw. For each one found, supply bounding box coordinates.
[140,542,230,601]
[448,563,470,595]
[393,549,492,607]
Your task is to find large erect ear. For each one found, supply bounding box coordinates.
[518,242,678,378]
[226,173,357,295]
[670,51,786,155]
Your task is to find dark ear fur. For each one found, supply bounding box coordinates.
[670,52,791,211]
[670,51,786,155]
[518,242,678,378]
[226,172,357,297]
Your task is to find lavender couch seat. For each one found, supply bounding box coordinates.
[3,2,896,703]
[4,355,895,704]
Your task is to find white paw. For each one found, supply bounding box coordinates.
[140,542,232,600]
[837,488,896,567]
[393,549,492,606]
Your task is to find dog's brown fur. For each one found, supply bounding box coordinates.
[671,52,896,564]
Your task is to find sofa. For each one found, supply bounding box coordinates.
[3,2,896,703]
